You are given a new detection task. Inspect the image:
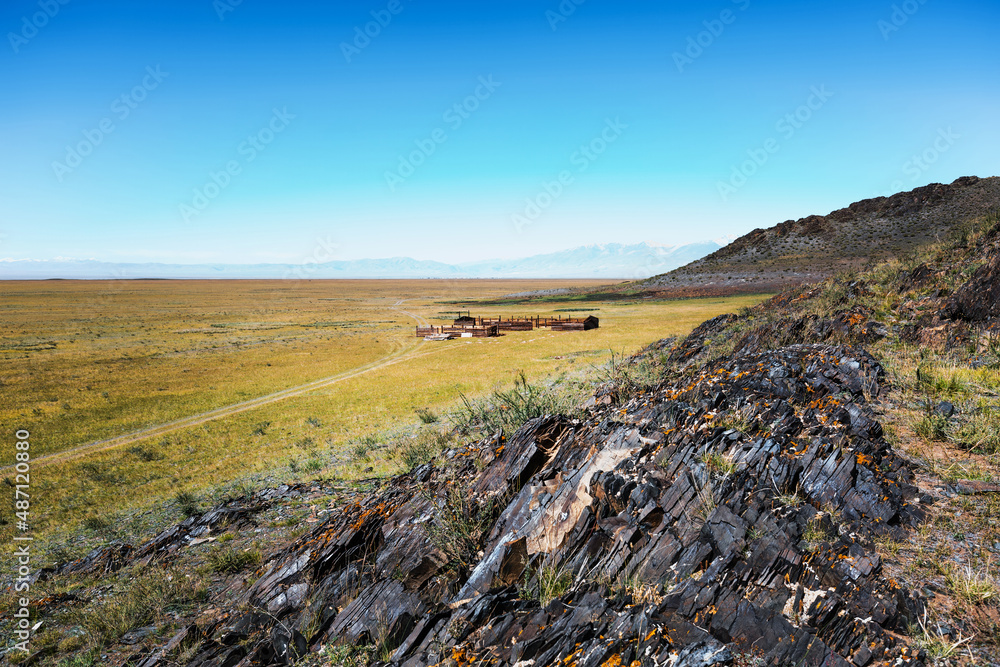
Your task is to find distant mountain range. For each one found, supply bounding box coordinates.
[0,241,724,280]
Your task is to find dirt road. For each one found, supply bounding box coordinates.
[5,300,432,471]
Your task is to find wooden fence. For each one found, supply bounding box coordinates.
[454,315,599,331]
[416,315,598,338]
[416,324,500,338]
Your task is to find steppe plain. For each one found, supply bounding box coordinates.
[0,279,765,540]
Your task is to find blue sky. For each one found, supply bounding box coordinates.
[1,0,997,265]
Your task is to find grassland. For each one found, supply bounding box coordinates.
[0,278,766,547]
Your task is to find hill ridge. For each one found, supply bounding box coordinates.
[636,175,1000,297]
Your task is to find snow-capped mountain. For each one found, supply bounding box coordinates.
[0,241,723,280]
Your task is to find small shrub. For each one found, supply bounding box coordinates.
[520,564,573,607]
[691,477,716,522]
[251,421,271,436]
[608,572,661,605]
[985,208,1000,232]
[415,407,439,424]
[175,490,200,517]
[984,332,1000,369]
[935,374,967,397]
[776,492,803,508]
[306,416,322,427]
[915,365,935,393]
[224,478,260,501]
[79,461,124,485]
[127,445,164,462]
[714,411,753,435]
[951,412,1000,453]
[454,371,572,436]
[349,434,381,462]
[303,457,325,473]
[944,562,999,605]
[916,366,967,398]
[207,547,262,574]
[802,516,832,550]
[56,639,89,659]
[700,451,736,478]
[82,515,110,532]
[423,484,503,573]
[875,536,902,558]
[770,478,803,509]
[914,413,949,442]
[394,430,452,471]
[316,644,374,667]
[931,459,995,484]
[732,651,767,667]
[598,351,665,400]
[73,568,207,645]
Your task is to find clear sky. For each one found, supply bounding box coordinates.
[1,0,997,264]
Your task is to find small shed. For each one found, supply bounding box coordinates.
[550,315,599,331]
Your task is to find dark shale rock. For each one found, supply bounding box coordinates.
[900,263,935,291]
[943,254,1000,321]
[111,340,930,667]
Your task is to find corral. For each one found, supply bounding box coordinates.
[416,314,599,338]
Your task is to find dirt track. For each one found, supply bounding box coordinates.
[4,301,432,471]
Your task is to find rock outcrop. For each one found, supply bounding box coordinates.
[631,176,1000,297]
[943,254,1000,322]
[60,340,931,666]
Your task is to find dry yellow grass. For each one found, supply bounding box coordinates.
[0,279,766,539]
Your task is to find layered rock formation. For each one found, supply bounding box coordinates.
[56,335,932,666]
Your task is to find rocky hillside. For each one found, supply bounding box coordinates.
[633,176,1000,297]
[10,211,1000,666]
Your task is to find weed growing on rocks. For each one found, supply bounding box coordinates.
[520,564,573,607]
[72,567,207,647]
[174,490,200,517]
[453,371,574,436]
[207,546,262,574]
